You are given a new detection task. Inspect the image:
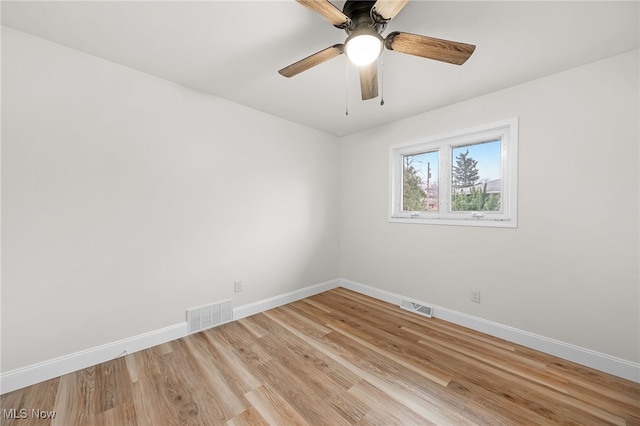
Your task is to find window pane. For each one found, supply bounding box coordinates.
[402,151,439,211]
[451,140,501,212]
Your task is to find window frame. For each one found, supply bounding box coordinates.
[389,117,518,228]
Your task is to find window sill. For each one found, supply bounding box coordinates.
[388,216,517,228]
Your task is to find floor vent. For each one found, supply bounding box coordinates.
[187,299,232,334]
[400,300,433,318]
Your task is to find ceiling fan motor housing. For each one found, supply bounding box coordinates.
[341,0,386,35]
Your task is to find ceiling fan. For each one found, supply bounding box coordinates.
[278,0,476,101]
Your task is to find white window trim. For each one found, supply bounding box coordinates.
[389,117,518,228]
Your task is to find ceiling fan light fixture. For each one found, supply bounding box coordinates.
[280,0,476,102]
[345,30,383,66]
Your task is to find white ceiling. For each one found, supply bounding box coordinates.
[2,1,639,136]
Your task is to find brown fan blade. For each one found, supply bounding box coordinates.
[359,62,379,100]
[372,0,409,22]
[385,31,475,65]
[279,44,345,78]
[295,0,351,28]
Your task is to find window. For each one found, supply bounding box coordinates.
[389,118,518,227]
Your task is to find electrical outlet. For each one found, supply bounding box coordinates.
[470,290,481,303]
[234,280,243,293]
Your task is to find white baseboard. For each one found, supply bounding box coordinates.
[339,278,640,383]
[233,278,340,320]
[3,277,637,395]
[0,323,188,395]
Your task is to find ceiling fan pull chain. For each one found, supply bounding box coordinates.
[345,59,349,116]
[380,53,385,106]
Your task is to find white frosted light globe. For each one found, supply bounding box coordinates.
[345,34,382,66]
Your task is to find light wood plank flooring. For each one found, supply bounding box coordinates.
[2,288,639,425]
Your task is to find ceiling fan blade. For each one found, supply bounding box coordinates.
[372,0,409,22]
[359,62,379,100]
[278,44,345,78]
[385,31,476,65]
[295,0,351,28]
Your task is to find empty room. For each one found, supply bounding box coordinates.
[1,0,639,424]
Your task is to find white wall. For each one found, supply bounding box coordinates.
[1,27,340,371]
[339,50,640,363]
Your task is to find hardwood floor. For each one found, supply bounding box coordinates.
[2,288,639,425]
